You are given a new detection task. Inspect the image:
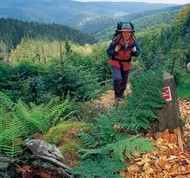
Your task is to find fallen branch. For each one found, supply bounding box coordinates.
[0,156,16,162]
[36,155,73,178]
[176,126,183,151]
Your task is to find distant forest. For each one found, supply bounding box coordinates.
[0,18,97,51]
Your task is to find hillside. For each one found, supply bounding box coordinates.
[75,5,181,34]
[0,0,180,33]
[0,18,97,51]
[93,6,180,41]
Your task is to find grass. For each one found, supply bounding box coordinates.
[176,83,190,100]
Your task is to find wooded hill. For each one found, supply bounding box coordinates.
[0,18,97,52]
[79,5,181,34]
[93,5,181,41]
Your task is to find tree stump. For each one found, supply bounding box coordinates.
[158,72,180,132]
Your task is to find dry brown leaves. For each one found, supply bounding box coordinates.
[120,128,190,178]
[119,99,190,178]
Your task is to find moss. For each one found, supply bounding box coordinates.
[44,121,89,145]
[44,121,89,166]
[61,139,82,166]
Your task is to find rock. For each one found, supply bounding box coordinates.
[187,63,190,72]
[0,162,9,170]
[25,139,63,160]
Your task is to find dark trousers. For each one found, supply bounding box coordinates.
[112,66,129,98]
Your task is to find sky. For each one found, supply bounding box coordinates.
[73,0,190,5]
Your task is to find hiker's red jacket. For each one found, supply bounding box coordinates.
[106,36,140,71]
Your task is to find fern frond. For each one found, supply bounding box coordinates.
[48,99,76,125]
[79,136,154,161]
[69,157,125,178]
[1,120,22,158]
[78,132,99,148]
[119,69,165,131]
[0,91,15,111]
[95,114,116,144]
[60,110,77,122]
[48,101,68,119]
[14,100,48,135]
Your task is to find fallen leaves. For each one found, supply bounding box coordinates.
[120,127,190,177]
[119,99,190,178]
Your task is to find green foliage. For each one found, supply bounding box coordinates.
[70,134,154,177]
[69,157,126,178]
[44,121,89,145]
[78,136,154,160]
[0,59,102,104]
[44,121,89,166]
[0,90,15,111]
[61,138,82,166]
[48,97,77,126]
[63,63,102,101]
[177,82,190,100]
[78,132,100,149]
[74,101,108,123]
[137,6,190,90]
[0,120,22,158]
[0,93,24,157]
[0,41,9,60]
[69,69,163,177]
[43,60,102,102]
[0,92,75,157]
[10,39,59,64]
[14,99,49,135]
[61,139,80,156]
[0,17,97,52]
[120,69,165,131]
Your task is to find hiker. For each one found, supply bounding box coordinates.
[106,22,140,101]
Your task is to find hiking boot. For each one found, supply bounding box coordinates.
[113,79,123,98]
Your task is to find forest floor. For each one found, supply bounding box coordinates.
[94,89,190,178]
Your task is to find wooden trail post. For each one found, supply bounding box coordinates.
[158,72,183,150]
[158,72,181,131]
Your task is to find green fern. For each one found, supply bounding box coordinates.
[78,132,100,149]
[2,120,22,158]
[14,99,48,134]
[69,157,126,178]
[78,135,154,161]
[0,91,15,111]
[48,98,77,126]
[71,136,154,177]
[70,69,164,177]
[0,119,23,158]
[0,92,77,157]
[110,69,165,131]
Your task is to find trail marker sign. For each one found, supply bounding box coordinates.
[162,86,172,102]
[158,72,180,131]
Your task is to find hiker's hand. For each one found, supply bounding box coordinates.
[115,45,121,52]
[131,46,136,52]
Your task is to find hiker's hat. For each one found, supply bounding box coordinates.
[118,23,135,32]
